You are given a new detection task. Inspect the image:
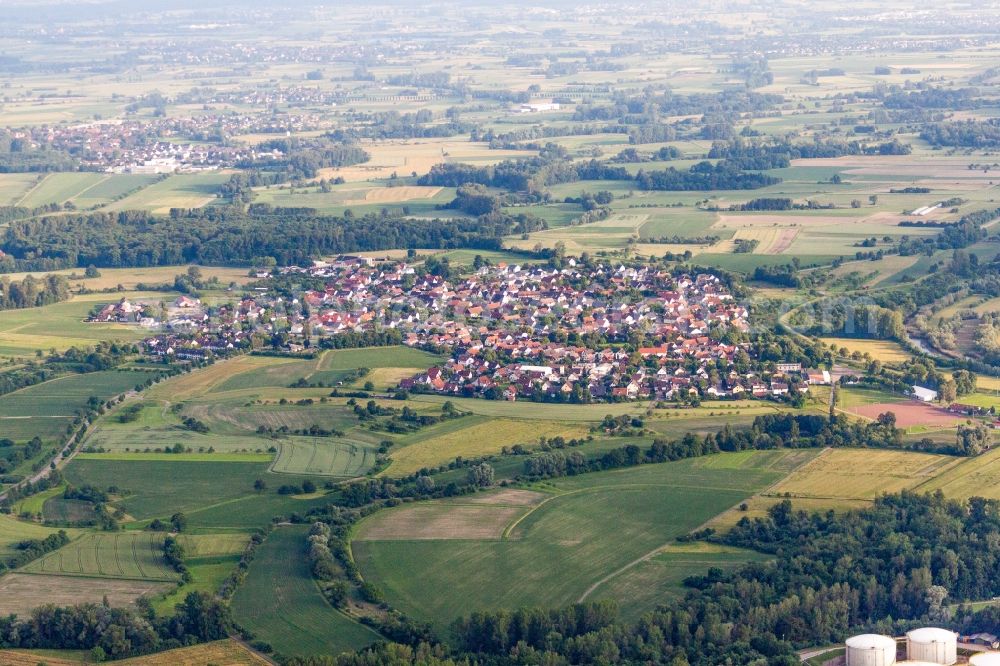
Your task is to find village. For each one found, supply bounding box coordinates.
[87,257,839,404]
[6,112,324,173]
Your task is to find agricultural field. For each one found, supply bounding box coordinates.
[105,172,231,214]
[383,416,590,475]
[353,449,807,629]
[764,447,959,503]
[0,639,270,666]
[0,573,173,617]
[271,436,379,476]
[21,531,179,581]
[0,369,159,419]
[0,265,253,292]
[819,337,912,363]
[0,514,78,559]
[231,526,378,658]
[62,459,274,520]
[0,293,156,357]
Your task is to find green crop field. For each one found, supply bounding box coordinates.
[0,370,160,419]
[21,531,178,581]
[588,543,773,619]
[271,436,379,477]
[0,293,154,357]
[63,459,273,520]
[0,515,79,559]
[16,172,106,208]
[231,526,379,658]
[105,172,230,214]
[354,449,804,629]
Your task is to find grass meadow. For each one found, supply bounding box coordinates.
[231,526,379,658]
[353,449,802,630]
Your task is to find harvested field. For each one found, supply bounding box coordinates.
[345,185,442,204]
[318,138,534,182]
[819,337,911,363]
[847,400,962,428]
[0,573,172,616]
[464,488,548,505]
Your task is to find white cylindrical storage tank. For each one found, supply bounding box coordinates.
[970,654,1000,666]
[846,633,898,666]
[906,628,957,665]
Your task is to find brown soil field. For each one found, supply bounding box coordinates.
[0,573,173,617]
[848,400,963,428]
[354,502,528,540]
[763,228,799,254]
[464,488,548,506]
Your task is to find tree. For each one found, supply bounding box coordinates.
[467,463,494,487]
[254,479,267,493]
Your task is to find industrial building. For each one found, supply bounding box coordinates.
[845,628,958,666]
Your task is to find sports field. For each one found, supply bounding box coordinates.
[354,449,806,629]
[231,526,379,658]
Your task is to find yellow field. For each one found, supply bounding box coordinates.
[918,447,1000,501]
[146,355,295,401]
[766,448,959,501]
[819,337,911,363]
[344,185,442,204]
[977,375,1000,391]
[318,138,535,182]
[385,418,589,476]
[706,495,874,531]
[0,265,252,291]
[826,255,921,287]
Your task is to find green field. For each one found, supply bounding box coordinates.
[0,370,158,418]
[63,459,273,520]
[0,293,154,357]
[0,514,78,559]
[21,531,178,581]
[353,449,806,629]
[231,526,378,658]
[271,437,379,477]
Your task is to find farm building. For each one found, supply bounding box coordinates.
[961,632,1000,649]
[912,386,938,402]
[517,102,560,113]
[949,403,989,416]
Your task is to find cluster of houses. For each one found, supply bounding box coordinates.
[89,258,829,404]
[7,113,321,173]
[277,258,824,403]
